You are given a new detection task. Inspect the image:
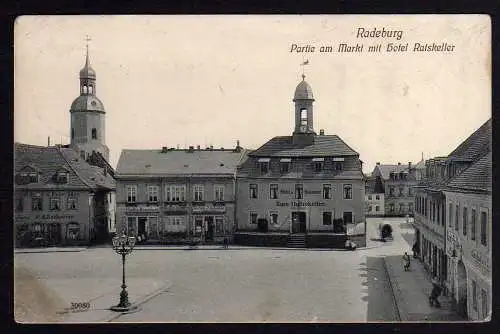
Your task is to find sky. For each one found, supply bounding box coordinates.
[14,15,491,173]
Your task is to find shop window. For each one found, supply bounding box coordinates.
[250,212,258,225]
[148,217,159,239]
[480,211,487,246]
[215,216,224,235]
[32,193,43,211]
[249,184,258,199]
[66,222,80,240]
[323,184,331,199]
[67,192,78,210]
[471,209,476,241]
[269,212,278,225]
[463,207,468,237]
[215,185,224,201]
[322,212,332,225]
[343,184,352,200]
[295,184,303,199]
[147,185,159,203]
[472,280,478,311]
[127,217,137,236]
[127,185,137,203]
[269,184,278,199]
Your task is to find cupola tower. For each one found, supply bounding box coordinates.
[292,74,316,144]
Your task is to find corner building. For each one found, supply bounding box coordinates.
[235,75,366,248]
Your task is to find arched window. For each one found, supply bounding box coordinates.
[300,108,308,126]
[89,85,93,94]
[83,85,88,94]
[92,128,97,139]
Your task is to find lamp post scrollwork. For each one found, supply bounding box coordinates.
[110,230,137,312]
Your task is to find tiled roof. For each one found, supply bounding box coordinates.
[365,176,385,193]
[116,148,248,176]
[249,135,359,157]
[14,143,115,190]
[445,151,491,194]
[447,118,491,162]
[373,164,412,180]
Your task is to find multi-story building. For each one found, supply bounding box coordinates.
[14,143,115,247]
[115,144,247,244]
[372,162,418,217]
[365,175,385,217]
[235,75,366,248]
[414,118,491,320]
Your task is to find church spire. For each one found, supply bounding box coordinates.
[79,35,96,95]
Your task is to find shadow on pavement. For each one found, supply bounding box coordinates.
[358,257,399,322]
[400,233,415,248]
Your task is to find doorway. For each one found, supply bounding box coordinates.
[138,217,147,242]
[205,216,214,241]
[291,212,306,233]
[47,223,61,245]
[457,260,468,318]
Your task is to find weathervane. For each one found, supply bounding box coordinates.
[300,57,309,80]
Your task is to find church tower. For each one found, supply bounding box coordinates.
[292,74,316,144]
[69,40,109,161]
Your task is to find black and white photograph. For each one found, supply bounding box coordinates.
[14,15,491,323]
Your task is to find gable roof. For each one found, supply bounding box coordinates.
[373,164,411,180]
[447,118,491,162]
[116,148,248,176]
[249,135,359,157]
[445,151,491,194]
[14,143,115,190]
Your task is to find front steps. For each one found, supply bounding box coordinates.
[287,233,306,248]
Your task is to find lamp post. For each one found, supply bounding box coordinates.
[110,231,137,312]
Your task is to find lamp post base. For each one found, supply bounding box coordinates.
[110,304,138,313]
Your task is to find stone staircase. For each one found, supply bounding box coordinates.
[287,233,306,248]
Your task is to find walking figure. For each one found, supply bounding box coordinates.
[223,236,229,249]
[402,252,411,271]
[429,277,442,308]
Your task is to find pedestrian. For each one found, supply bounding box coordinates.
[429,277,442,307]
[412,243,419,258]
[402,252,411,271]
[223,236,229,249]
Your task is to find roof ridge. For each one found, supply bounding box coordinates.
[57,148,93,189]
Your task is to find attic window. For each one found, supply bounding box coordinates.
[56,171,68,183]
[335,162,343,171]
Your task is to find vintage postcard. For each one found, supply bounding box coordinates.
[14,15,491,323]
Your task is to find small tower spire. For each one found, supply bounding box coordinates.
[85,35,91,67]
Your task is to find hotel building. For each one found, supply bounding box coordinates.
[235,75,366,248]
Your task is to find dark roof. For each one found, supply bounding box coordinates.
[249,135,359,157]
[373,164,412,180]
[447,118,491,162]
[445,151,491,194]
[365,176,384,194]
[116,148,248,176]
[14,143,115,190]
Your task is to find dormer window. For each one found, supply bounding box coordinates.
[312,157,324,172]
[56,171,69,183]
[32,193,43,211]
[280,158,291,173]
[258,158,270,174]
[333,157,345,171]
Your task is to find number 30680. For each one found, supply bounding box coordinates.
[71,302,90,309]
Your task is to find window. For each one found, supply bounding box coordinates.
[408,202,414,213]
[399,187,404,197]
[165,185,186,202]
[127,185,137,203]
[335,162,343,171]
[280,162,290,173]
[250,212,258,225]
[368,195,372,200]
[368,205,373,212]
[455,204,459,231]
[389,186,395,196]
[31,193,43,211]
[16,196,24,212]
[29,173,38,183]
[390,204,395,213]
[343,212,353,224]
[375,195,380,200]
[67,192,78,210]
[314,161,323,172]
[269,212,279,225]
[56,171,68,183]
[480,211,487,246]
[260,162,269,174]
[92,128,97,139]
[471,209,476,241]
[215,185,225,201]
[323,184,331,199]
[67,222,80,240]
[49,197,60,211]
[399,203,405,213]
[408,187,413,196]
[295,184,303,199]
[375,205,380,212]
[463,207,468,237]
[323,212,332,225]
[269,184,278,199]
[449,203,453,227]
[147,185,159,203]
[249,184,258,199]
[215,216,224,235]
[481,289,488,320]
[193,185,204,201]
[343,184,352,200]
[300,108,307,126]
[472,280,478,311]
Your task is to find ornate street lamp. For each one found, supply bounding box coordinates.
[110,231,137,312]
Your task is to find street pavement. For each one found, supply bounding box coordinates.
[14,217,463,323]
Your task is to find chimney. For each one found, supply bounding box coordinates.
[319,129,324,135]
[188,146,194,152]
[408,161,412,169]
[197,145,200,150]
[161,146,168,153]
[210,145,213,150]
[376,162,380,165]
[48,136,50,147]
[398,162,401,165]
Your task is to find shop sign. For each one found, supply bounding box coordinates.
[276,201,325,207]
[125,205,159,213]
[470,249,490,270]
[192,205,226,213]
[16,213,75,221]
[279,189,322,195]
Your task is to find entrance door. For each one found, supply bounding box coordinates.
[205,216,214,241]
[47,223,61,245]
[457,260,468,318]
[138,217,147,242]
[291,212,306,233]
